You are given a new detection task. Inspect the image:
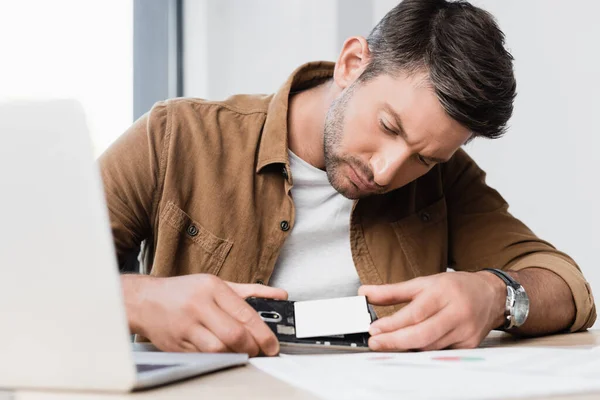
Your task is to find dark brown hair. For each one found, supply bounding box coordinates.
[362,0,516,139]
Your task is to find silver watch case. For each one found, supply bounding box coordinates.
[505,284,530,329]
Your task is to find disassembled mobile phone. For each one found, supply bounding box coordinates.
[246,296,375,353]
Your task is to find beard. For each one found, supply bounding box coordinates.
[323,84,384,200]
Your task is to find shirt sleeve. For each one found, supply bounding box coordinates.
[98,102,170,268]
[442,149,596,332]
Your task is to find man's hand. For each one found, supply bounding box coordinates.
[358,271,506,351]
[122,274,288,357]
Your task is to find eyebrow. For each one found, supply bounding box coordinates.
[382,103,450,164]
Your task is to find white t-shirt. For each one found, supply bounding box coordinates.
[269,150,361,301]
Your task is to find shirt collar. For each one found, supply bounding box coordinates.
[256,61,335,173]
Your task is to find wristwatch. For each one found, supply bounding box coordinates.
[482,268,530,330]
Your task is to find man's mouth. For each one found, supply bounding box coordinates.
[347,163,381,193]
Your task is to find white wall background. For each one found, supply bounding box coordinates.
[184,1,600,325]
[471,1,599,324]
[0,0,133,156]
[183,0,372,99]
[463,1,600,327]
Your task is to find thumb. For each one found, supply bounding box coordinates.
[226,281,289,301]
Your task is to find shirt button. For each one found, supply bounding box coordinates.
[420,212,431,223]
[280,220,290,231]
[282,167,288,179]
[256,280,265,285]
[186,224,199,236]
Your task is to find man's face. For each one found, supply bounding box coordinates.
[323,71,472,199]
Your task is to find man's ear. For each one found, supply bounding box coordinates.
[333,36,371,90]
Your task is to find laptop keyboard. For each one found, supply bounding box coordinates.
[136,363,180,373]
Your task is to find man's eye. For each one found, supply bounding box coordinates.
[379,119,397,135]
[417,154,432,167]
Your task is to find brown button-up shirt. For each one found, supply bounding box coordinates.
[99,61,596,331]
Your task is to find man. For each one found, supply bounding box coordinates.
[101,0,596,357]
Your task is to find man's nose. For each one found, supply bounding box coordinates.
[370,148,408,187]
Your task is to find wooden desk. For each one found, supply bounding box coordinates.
[9,330,600,400]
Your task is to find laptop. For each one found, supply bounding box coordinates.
[0,100,248,392]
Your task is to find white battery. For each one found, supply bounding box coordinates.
[293,296,372,339]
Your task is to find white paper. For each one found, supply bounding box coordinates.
[251,346,600,400]
[293,296,372,338]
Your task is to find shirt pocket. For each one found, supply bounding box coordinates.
[155,201,233,276]
[391,196,448,277]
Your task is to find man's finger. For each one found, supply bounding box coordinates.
[369,309,454,351]
[419,328,460,351]
[200,303,260,356]
[215,285,281,356]
[448,335,482,350]
[185,324,232,354]
[358,277,427,306]
[368,294,443,335]
[226,282,288,300]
